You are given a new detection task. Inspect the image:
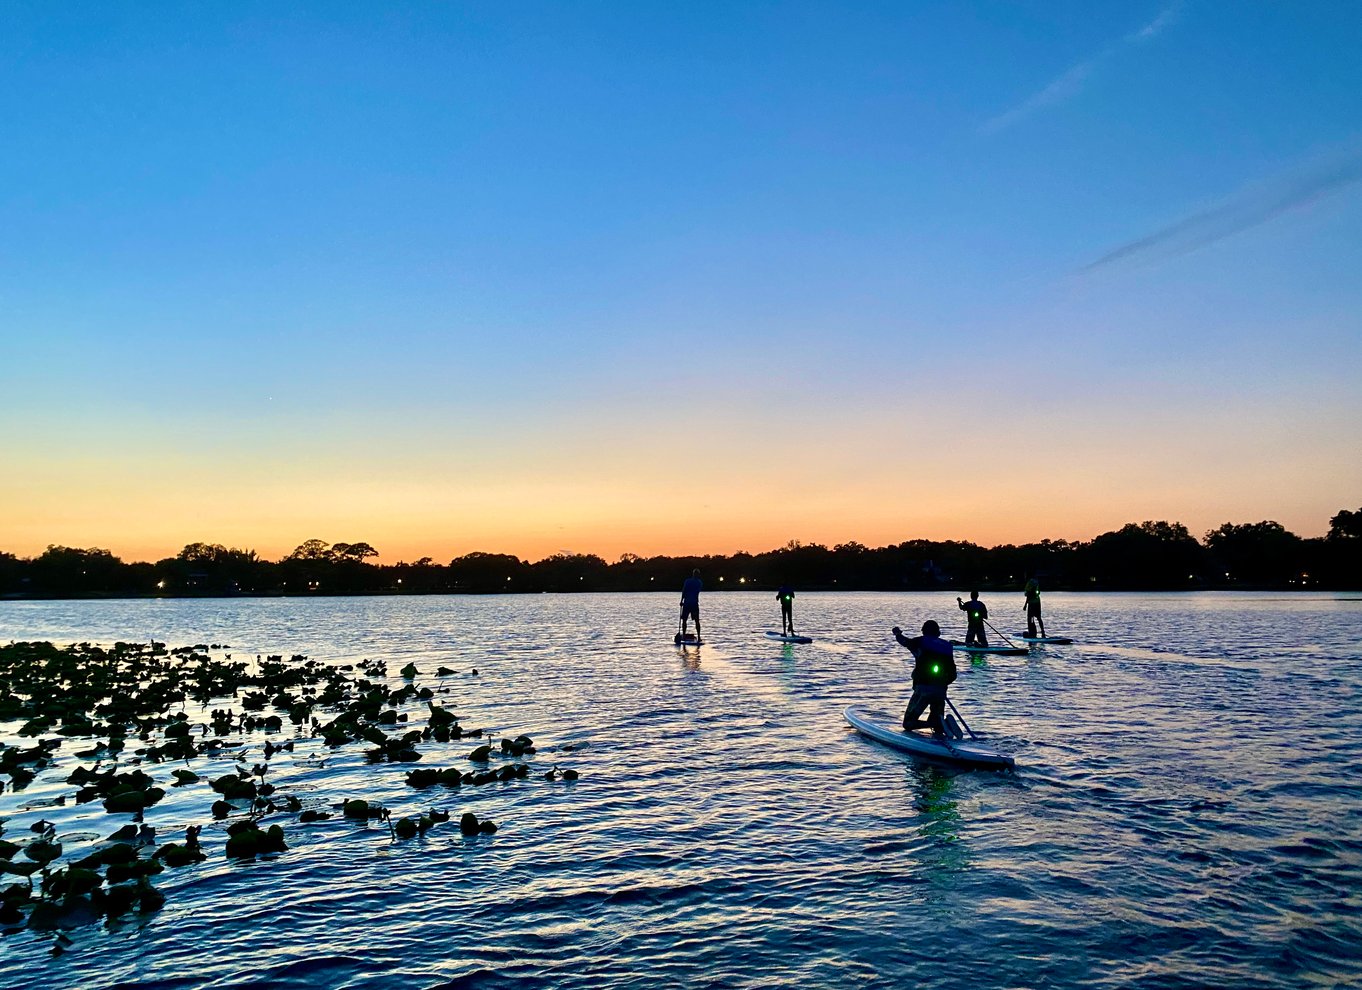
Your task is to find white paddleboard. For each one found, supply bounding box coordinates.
[1015,634,1074,644]
[950,641,1029,656]
[765,631,813,644]
[844,706,1014,769]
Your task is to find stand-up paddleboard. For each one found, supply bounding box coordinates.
[765,631,813,644]
[674,633,703,647]
[844,706,1014,769]
[950,640,1028,657]
[1015,633,1073,645]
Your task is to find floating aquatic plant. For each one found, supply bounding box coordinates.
[0,639,584,945]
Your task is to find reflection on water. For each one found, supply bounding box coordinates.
[1,591,1360,990]
[911,764,958,826]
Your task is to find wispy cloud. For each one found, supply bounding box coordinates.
[1127,4,1180,43]
[980,2,1181,135]
[1083,142,1362,272]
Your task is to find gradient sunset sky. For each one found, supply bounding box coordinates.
[3,2,1360,563]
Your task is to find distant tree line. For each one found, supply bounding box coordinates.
[1,510,1359,599]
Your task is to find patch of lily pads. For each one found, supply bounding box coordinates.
[0,640,584,954]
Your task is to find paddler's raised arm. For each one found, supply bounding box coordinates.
[891,626,922,655]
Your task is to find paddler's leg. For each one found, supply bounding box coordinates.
[928,695,947,737]
[903,687,930,731]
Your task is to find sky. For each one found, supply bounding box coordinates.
[2,1,1360,563]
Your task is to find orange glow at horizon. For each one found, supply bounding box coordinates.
[3,380,1356,565]
[0,456,1348,566]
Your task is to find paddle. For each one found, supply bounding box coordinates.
[945,696,979,740]
[982,617,1021,649]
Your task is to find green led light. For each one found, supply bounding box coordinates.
[932,663,940,674]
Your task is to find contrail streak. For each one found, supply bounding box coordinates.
[1083,144,1362,272]
[980,2,1181,135]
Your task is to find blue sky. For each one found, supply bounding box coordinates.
[2,2,1360,560]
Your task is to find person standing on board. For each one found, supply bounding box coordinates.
[892,621,957,737]
[677,569,703,643]
[776,583,796,637]
[1023,575,1046,638]
[957,591,988,647]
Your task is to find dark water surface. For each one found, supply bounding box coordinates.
[2,592,1360,990]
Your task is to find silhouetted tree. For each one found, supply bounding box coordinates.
[1204,521,1303,585]
[157,542,264,594]
[385,557,447,593]
[0,551,22,596]
[449,552,528,592]
[1329,508,1362,541]
[1082,521,1206,589]
[28,545,125,597]
[331,542,379,562]
[1318,507,1362,587]
[287,539,332,561]
[530,552,608,591]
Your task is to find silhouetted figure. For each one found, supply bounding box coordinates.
[677,569,703,643]
[892,620,957,737]
[776,583,795,636]
[957,591,988,647]
[1023,576,1046,637]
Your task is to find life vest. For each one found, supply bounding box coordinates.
[917,637,957,686]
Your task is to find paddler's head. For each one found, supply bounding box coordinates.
[969,591,979,600]
[692,569,700,578]
[922,620,940,637]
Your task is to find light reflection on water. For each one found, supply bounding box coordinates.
[1,591,1360,990]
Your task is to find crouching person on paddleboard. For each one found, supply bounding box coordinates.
[892,621,958,738]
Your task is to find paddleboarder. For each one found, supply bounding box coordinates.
[1023,575,1046,638]
[677,569,703,643]
[776,583,796,636]
[957,591,988,647]
[892,621,957,738]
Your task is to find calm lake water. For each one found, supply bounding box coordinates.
[2,592,1361,990]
